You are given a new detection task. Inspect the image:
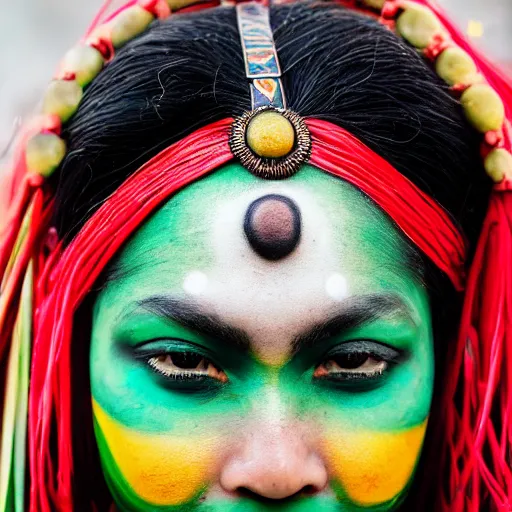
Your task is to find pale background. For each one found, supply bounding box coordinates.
[0,0,511,152]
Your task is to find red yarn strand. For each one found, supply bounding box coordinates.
[307,119,467,291]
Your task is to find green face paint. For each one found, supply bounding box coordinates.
[90,163,434,511]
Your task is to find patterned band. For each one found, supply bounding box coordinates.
[236,2,286,109]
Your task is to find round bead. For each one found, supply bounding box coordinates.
[460,84,505,133]
[396,4,442,49]
[111,5,154,48]
[435,47,478,86]
[60,46,104,87]
[42,80,83,123]
[246,111,295,159]
[361,0,385,9]
[484,148,512,183]
[25,133,66,177]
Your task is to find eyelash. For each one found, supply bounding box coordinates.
[139,341,400,389]
[313,342,401,383]
[146,352,228,384]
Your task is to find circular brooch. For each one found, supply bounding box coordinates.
[229,106,312,179]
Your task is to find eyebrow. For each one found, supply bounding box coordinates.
[136,296,251,352]
[133,293,414,357]
[291,293,415,355]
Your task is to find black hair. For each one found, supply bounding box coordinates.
[56,3,489,244]
[58,3,491,510]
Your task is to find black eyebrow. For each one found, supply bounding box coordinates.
[136,296,251,352]
[291,293,415,355]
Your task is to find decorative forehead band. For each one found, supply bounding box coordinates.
[230,2,312,178]
[18,0,511,187]
[225,0,512,184]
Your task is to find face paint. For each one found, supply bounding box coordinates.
[93,400,218,508]
[90,163,434,510]
[323,421,428,507]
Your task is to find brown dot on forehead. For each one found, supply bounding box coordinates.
[244,194,301,261]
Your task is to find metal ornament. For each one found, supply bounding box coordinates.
[230,106,312,179]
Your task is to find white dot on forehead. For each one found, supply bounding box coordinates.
[325,273,348,301]
[182,271,208,296]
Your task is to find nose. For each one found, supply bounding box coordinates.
[220,421,328,500]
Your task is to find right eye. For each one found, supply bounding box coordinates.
[147,352,228,383]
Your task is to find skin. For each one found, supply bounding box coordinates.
[90,163,434,512]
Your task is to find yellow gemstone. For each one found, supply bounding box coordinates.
[396,4,442,49]
[42,80,83,123]
[484,149,512,183]
[361,0,385,8]
[111,5,154,48]
[435,47,478,86]
[246,111,295,159]
[460,84,505,133]
[61,46,104,87]
[25,133,66,177]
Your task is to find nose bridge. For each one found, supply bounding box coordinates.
[249,382,304,452]
[219,380,328,499]
[255,376,292,424]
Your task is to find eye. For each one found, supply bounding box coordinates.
[313,341,401,382]
[314,353,387,379]
[147,352,228,383]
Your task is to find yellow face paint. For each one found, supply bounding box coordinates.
[93,401,218,506]
[323,420,428,506]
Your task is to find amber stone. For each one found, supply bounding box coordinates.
[246,111,295,159]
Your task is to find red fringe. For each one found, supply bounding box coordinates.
[307,119,466,291]
[442,190,512,511]
[29,120,233,511]
[27,117,472,510]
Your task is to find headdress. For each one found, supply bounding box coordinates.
[0,0,511,510]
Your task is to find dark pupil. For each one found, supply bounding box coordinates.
[334,353,370,369]
[171,352,204,369]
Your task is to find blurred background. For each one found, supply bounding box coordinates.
[0,0,511,152]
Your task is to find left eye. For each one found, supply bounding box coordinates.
[148,352,228,383]
[314,352,387,379]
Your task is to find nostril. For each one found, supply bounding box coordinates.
[301,484,318,496]
[236,484,321,502]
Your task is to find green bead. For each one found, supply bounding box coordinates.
[435,47,478,86]
[361,0,385,9]
[111,6,154,48]
[484,149,512,183]
[460,84,505,133]
[25,133,66,177]
[61,46,104,87]
[396,4,442,49]
[42,80,83,123]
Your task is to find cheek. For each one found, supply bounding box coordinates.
[322,420,428,507]
[93,400,220,507]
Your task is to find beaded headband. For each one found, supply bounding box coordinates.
[23,0,512,186]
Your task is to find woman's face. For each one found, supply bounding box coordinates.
[90,164,434,512]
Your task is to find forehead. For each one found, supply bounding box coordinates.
[99,163,418,309]
[96,162,423,364]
